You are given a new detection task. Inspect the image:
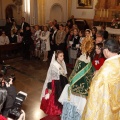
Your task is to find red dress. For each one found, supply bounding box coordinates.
[40,75,68,115]
[0,115,7,120]
[92,54,105,70]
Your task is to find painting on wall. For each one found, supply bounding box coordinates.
[77,0,93,9]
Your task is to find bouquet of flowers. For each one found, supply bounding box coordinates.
[111,13,120,29]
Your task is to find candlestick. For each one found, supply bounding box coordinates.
[106,9,109,18]
[100,9,102,18]
[103,9,105,18]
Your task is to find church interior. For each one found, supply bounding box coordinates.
[0,0,120,120]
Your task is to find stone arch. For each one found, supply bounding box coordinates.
[50,3,64,23]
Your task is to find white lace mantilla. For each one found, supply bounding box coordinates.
[40,60,67,101]
[78,54,90,63]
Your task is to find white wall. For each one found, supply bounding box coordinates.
[29,0,38,25]
[71,0,98,19]
[50,5,63,22]
[45,0,67,23]
[1,0,12,19]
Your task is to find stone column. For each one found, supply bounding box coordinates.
[67,0,72,20]
[0,0,3,19]
[37,0,45,25]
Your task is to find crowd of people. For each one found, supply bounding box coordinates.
[0,15,120,120]
[0,15,110,63]
[40,15,120,120]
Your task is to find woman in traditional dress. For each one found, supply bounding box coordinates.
[81,39,120,120]
[40,50,68,115]
[59,36,94,120]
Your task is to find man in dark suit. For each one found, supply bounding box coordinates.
[49,21,54,40]
[67,15,76,27]
[49,21,54,59]
[52,25,58,51]
[101,25,108,40]
[49,25,58,60]
[53,19,59,30]
[19,17,31,60]
[20,17,30,34]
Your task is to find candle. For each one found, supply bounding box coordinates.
[100,9,102,18]
[103,9,105,18]
[106,9,109,18]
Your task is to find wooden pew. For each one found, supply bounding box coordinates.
[0,43,23,60]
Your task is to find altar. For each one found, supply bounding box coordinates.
[96,26,120,36]
[94,0,120,37]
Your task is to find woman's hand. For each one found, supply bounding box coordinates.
[94,70,98,75]
[48,89,52,94]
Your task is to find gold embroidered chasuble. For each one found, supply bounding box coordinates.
[81,55,120,120]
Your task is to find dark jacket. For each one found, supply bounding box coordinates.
[4,85,17,109]
[49,27,54,42]
[23,30,32,45]
[0,88,7,112]
[20,22,30,33]
[71,35,80,49]
[103,30,108,40]
[9,34,17,43]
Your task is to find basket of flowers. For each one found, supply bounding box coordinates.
[111,12,120,29]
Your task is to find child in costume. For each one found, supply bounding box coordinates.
[40,50,68,115]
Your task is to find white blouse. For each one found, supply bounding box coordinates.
[0,36,10,45]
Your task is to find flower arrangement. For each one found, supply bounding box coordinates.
[111,12,120,29]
